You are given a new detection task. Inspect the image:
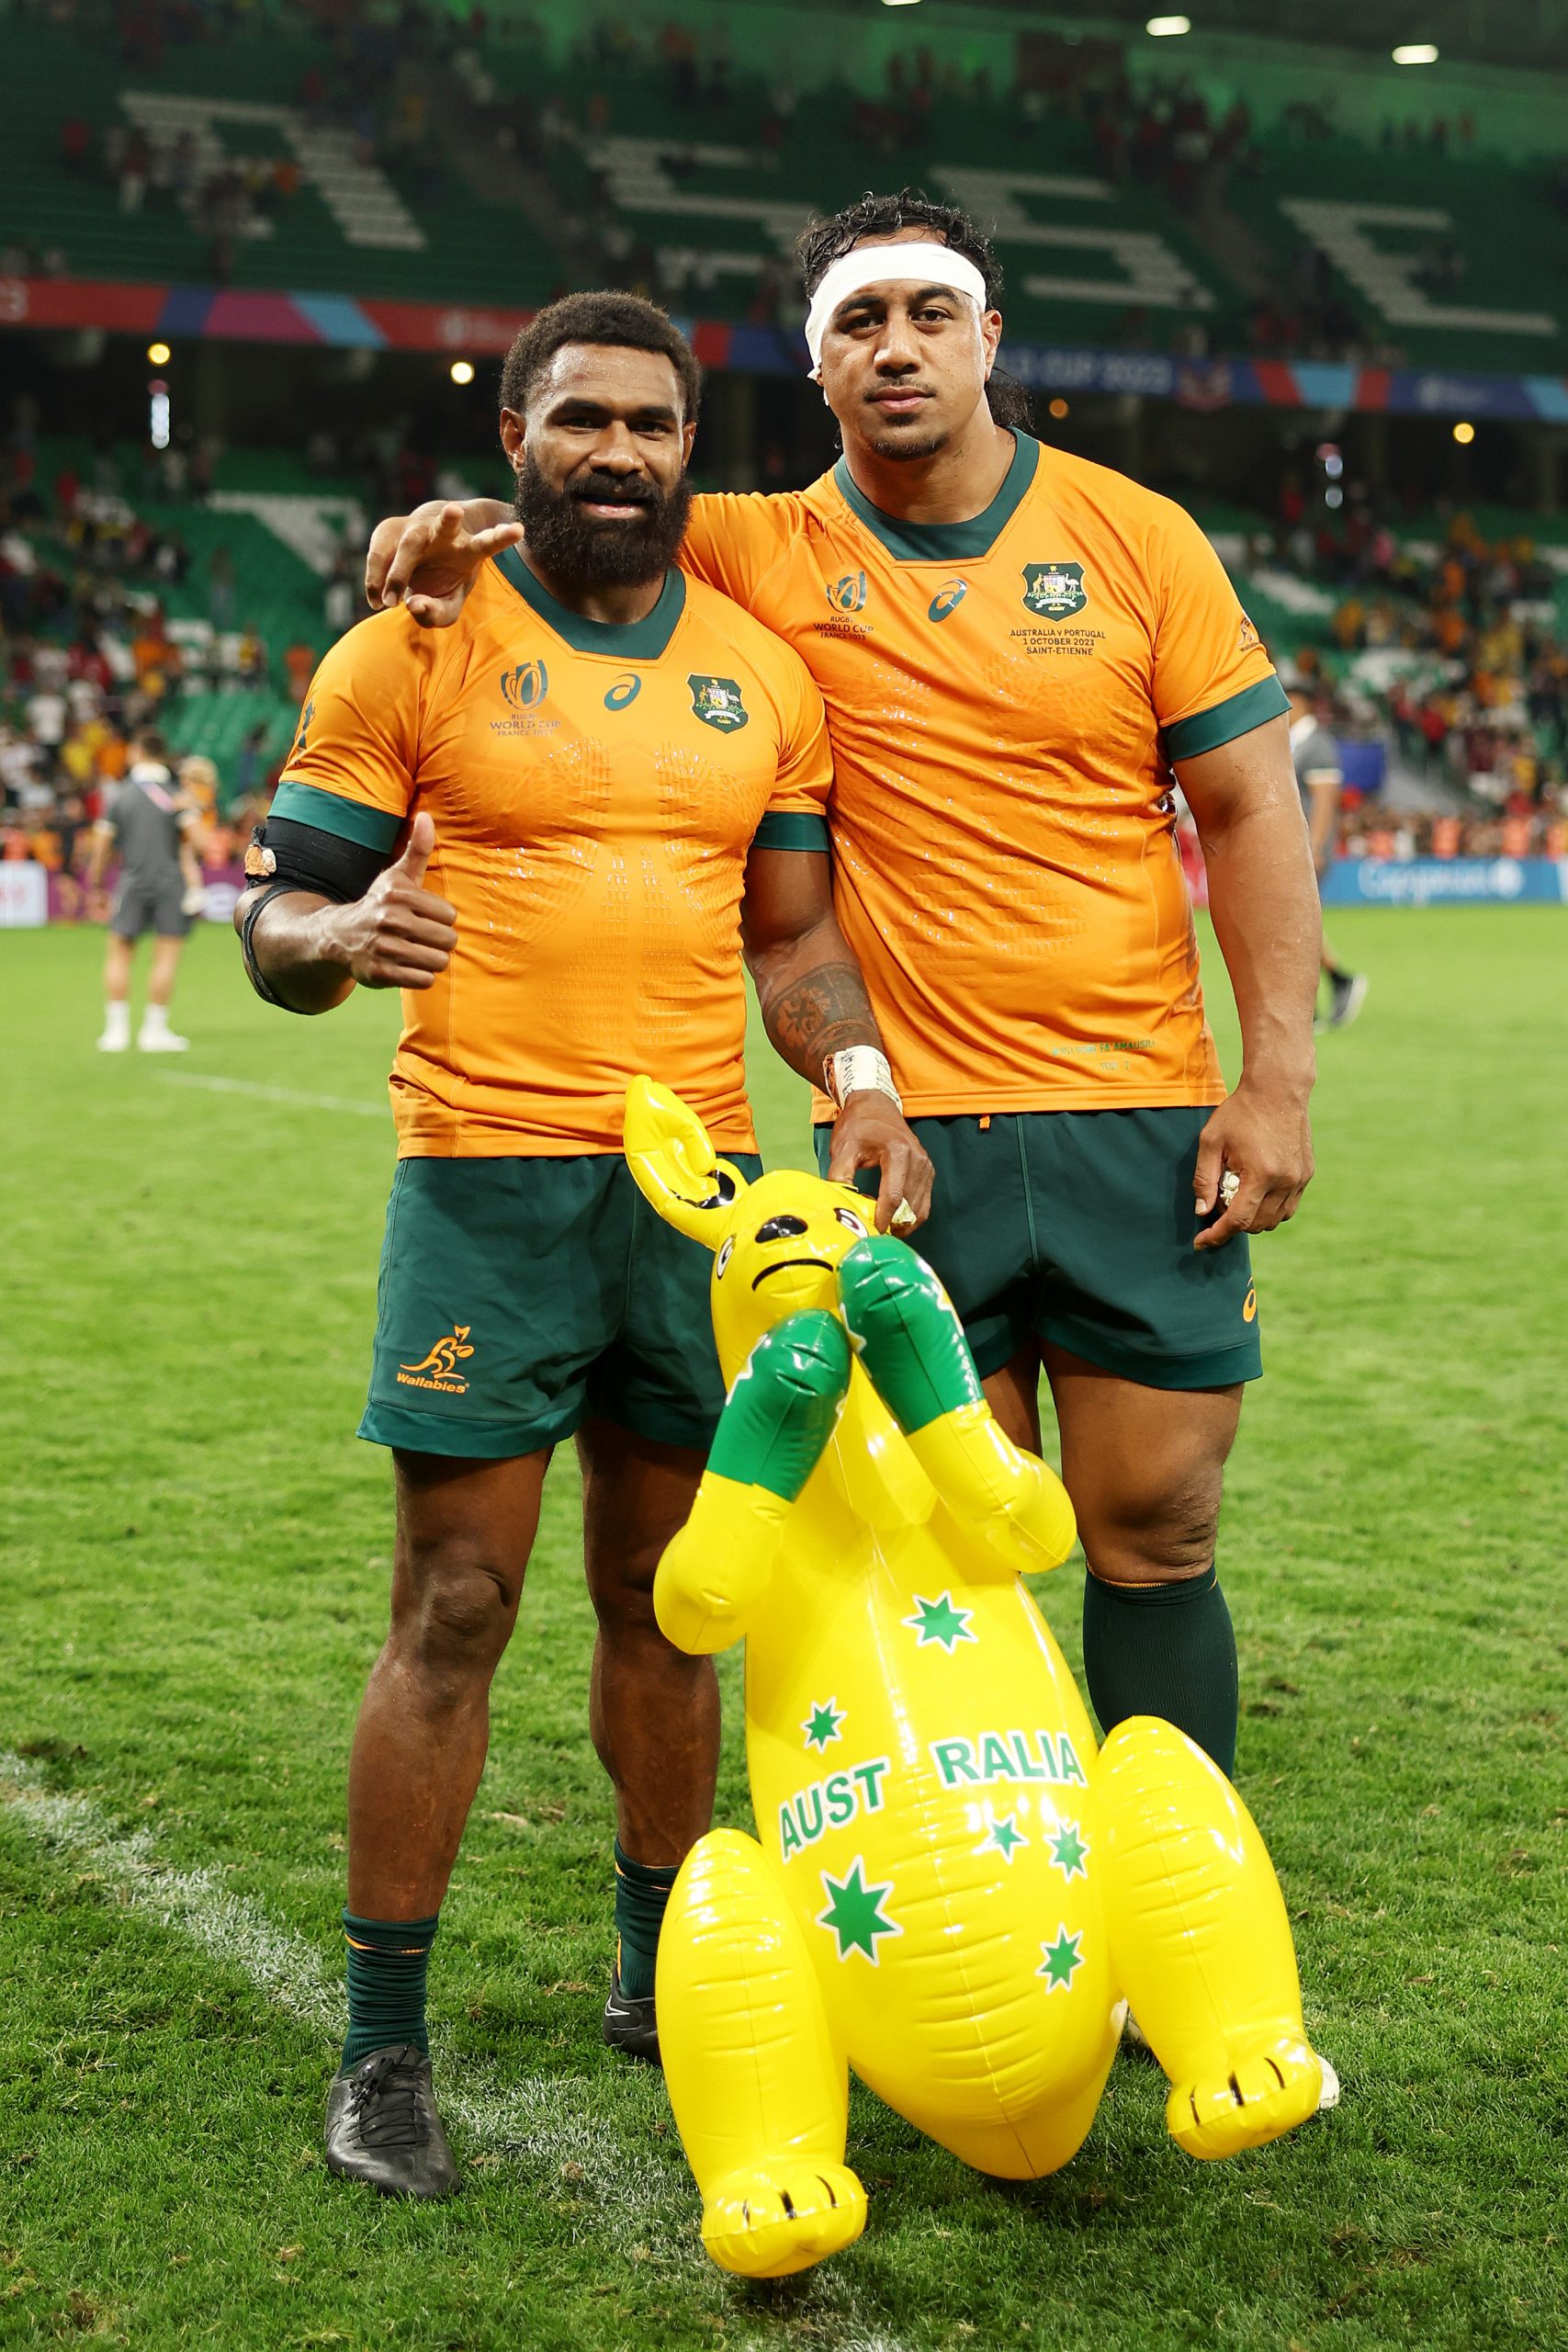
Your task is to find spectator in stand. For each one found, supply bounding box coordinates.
[324,554,357,635]
[119,127,151,215]
[234,624,270,687]
[130,605,181,704]
[230,720,272,812]
[283,639,317,702]
[208,543,237,628]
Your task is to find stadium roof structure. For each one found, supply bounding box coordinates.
[919,0,1568,76]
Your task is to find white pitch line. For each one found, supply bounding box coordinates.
[157,1071,389,1119]
[0,1752,910,2347]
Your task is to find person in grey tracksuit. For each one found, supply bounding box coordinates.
[88,729,204,1052]
[1285,680,1367,1030]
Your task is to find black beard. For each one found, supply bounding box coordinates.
[514,457,692,589]
[863,424,953,463]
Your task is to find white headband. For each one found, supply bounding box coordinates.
[804,242,988,370]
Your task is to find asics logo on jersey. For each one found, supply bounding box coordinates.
[1021,563,1088,621]
[398,1325,476,1395]
[500,662,549,710]
[928,581,968,623]
[827,571,868,615]
[688,674,750,733]
[604,673,642,711]
[293,697,315,756]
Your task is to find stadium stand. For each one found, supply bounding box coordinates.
[5,401,1562,905]
[6,3,1567,368]
[1247,139,1567,373]
[0,12,564,306]
[3,6,1566,897]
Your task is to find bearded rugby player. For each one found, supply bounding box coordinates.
[238,293,929,2199]
[369,193,1323,1805]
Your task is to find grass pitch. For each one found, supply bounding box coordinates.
[0,911,1563,2352]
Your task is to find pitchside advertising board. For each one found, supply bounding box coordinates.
[1319,858,1568,907]
[0,866,244,926]
[2,860,1563,928]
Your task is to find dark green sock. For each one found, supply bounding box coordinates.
[1081,1564,1239,1776]
[341,1911,439,2074]
[614,1842,679,1999]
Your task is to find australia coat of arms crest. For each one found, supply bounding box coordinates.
[1021,562,1088,620]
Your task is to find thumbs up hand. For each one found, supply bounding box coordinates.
[330,810,457,989]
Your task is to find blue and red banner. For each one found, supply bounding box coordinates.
[6,274,1568,420]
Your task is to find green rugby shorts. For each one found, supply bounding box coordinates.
[817,1107,1260,1391]
[358,1152,761,1459]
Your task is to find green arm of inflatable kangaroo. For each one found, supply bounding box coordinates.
[654,1311,852,1654]
[837,1237,1077,1579]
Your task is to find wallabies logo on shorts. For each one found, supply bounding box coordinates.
[1021,563,1088,621]
[689,675,750,733]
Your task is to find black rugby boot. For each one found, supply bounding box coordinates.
[603,1962,660,2064]
[324,2043,457,2199]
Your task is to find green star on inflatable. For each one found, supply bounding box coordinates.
[817,1860,901,1962]
[1037,1924,1084,1994]
[986,1813,1028,1863]
[901,1590,976,1652]
[1048,1820,1090,1881]
[802,1699,845,1751]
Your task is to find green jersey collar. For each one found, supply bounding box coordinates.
[492,546,686,657]
[832,432,1038,563]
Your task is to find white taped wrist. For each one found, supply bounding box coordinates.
[825,1046,901,1111]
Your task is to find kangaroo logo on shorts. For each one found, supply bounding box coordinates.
[1021,562,1088,621]
[398,1325,475,1396]
[501,661,548,710]
[827,571,868,614]
[688,674,749,733]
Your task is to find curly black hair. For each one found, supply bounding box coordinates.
[795,187,1004,306]
[795,188,1032,434]
[500,290,701,423]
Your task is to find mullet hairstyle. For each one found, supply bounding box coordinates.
[500,290,703,423]
[795,187,1035,436]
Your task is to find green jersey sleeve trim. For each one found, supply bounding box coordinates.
[752,811,831,853]
[491,548,687,658]
[832,433,1039,563]
[1163,675,1290,763]
[270,780,404,852]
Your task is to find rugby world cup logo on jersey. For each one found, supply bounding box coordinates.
[827,571,868,615]
[1021,563,1088,621]
[688,674,750,732]
[500,661,548,710]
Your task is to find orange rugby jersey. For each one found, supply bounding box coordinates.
[681,432,1286,1115]
[271,551,831,1155]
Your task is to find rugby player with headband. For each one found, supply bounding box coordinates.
[365,193,1330,1920]
[803,240,991,377]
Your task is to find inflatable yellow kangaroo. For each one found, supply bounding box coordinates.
[625,1079,1325,2282]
